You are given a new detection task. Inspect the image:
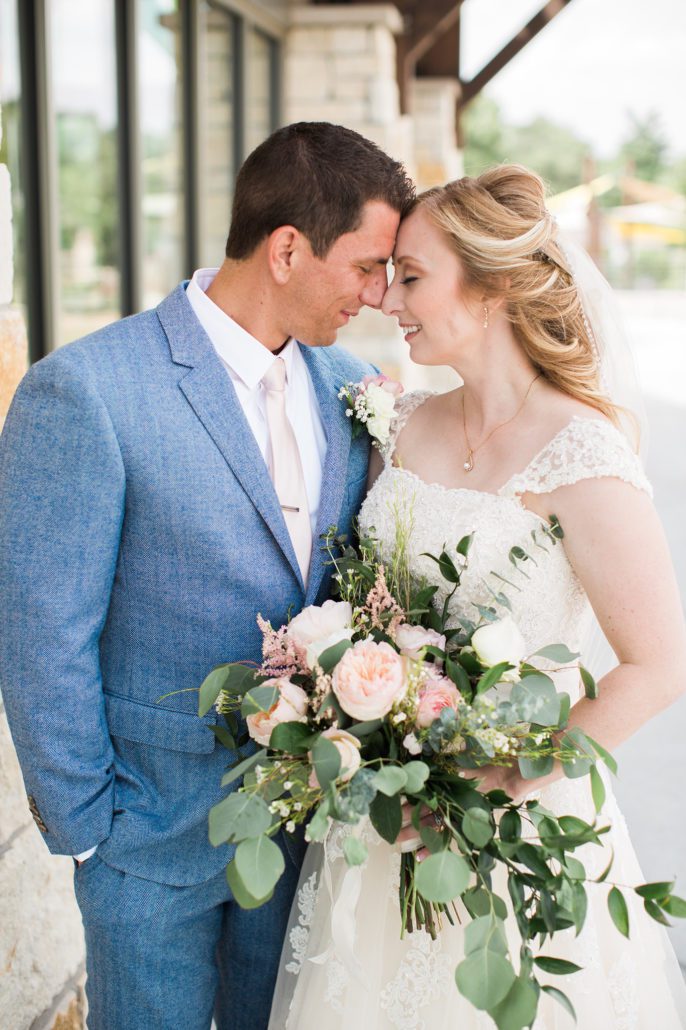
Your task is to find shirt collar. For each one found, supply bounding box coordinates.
[186,267,297,390]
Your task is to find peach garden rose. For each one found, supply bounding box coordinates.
[308,728,361,789]
[332,640,407,720]
[415,677,461,729]
[245,678,308,747]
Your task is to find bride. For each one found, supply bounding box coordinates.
[268,165,686,1028]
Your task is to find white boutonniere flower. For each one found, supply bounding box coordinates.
[338,373,404,448]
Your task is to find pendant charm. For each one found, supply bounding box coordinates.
[463,453,474,472]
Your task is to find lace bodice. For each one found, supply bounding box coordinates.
[359,391,652,660]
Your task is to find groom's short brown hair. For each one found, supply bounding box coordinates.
[225,122,414,260]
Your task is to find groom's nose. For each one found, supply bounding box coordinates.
[359,265,389,310]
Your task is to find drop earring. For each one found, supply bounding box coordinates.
[482,306,489,329]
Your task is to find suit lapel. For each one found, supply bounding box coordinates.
[301,345,352,605]
[157,286,304,588]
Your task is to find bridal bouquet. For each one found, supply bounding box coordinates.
[200,524,685,1029]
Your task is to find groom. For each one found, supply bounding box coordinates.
[0,122,413,1029]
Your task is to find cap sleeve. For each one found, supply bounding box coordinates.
[381,390,435,465]
[500,417,652,498]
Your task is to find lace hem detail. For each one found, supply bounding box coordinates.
[382,390,434,465]
[379,930,454,1030]
[500,417,652,498]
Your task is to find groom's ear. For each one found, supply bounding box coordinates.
[268,226,307,285]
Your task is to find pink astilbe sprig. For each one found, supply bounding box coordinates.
[257,614,310,678]
[364,565,406,640]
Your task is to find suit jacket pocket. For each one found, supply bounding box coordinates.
[104,692,217,754]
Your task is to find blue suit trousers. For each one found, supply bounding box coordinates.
[74,831,304,1030]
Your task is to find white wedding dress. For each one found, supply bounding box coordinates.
[269,392,686,1029]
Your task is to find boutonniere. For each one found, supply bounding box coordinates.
[338,374,404,449]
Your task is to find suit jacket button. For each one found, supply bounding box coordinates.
[27,795,48,834]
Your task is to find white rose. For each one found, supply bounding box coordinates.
[395,624,446,661]
[309,728,362,787]
[364,382,397,420]
[471,616,527,682]
[246,679,309,747]
[288,600,354,668]
[365,415,391,445]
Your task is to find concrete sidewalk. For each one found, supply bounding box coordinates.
[613,292,686,970]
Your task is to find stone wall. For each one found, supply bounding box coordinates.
[283,3,463,390]
[0,105,86,1030]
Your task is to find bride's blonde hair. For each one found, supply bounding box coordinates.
[415,165,622,426]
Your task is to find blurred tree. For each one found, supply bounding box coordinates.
[462,95,591,194]
[619,111,669,183]
[462,95,506,175]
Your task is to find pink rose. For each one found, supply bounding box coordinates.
[308,728,362,788]
[415,678,461,729]
[332,640,407,720]
[395,624,446,662]
[361,373,404,397]
[246,678,309,747]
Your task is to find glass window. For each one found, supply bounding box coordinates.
[245,27,275,157]
[49,0,120,348]
[0,0,25,321]
[138,0,184,307]
[198,1,237,269]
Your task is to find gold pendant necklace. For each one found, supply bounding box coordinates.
[462,374,540,473]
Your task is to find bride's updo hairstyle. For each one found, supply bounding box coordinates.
[415,165,622,426]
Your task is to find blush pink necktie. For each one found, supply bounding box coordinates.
[262,357,312,585]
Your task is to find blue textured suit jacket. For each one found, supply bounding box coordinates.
[0,284,374,885]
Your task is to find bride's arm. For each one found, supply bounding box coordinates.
[493,476,686,799]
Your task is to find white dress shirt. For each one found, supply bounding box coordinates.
[186,268,327,536]
[74,269,327,864]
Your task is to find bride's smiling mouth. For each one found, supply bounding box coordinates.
[399,323,422,341]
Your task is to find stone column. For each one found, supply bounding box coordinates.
[0,105,87,1030]
[409,77,463,191]
[283,3,416,380]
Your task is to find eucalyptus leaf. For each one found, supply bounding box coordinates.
[455,950,516,1010]
[373,765,408,797]
[476,662,515,696]
[416,851,470,903]
[659,895,686,919]
[343,835,368,866]
[305,800,330,842]
[311,734,341,792]
[209,792,272,846]
[634,880,675,900]
[317,638,353,673]
[490,975,539,1030]
[533,644,581,663]
[510,673,561,725]
[269,721,314,754]
[221,748,268,788]
[584,733,618,775]
[198,664,232,717]
[533,956,582,975]
[456,533,474,557]
[369,791,402,844]
[210,724,237,751]
[464,915,508,956]
[541,985,576,1021]
[463,807,494,847]
[226,858,274,910]
[403,761,430,795]
[608,886,630,938]
[580,664,598,699]
[644,898,673,926]
[518,754,554,780]
[590,764,606,812]
[347,718,383,739]
[240,684,279,718]
[234,834,285,899]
